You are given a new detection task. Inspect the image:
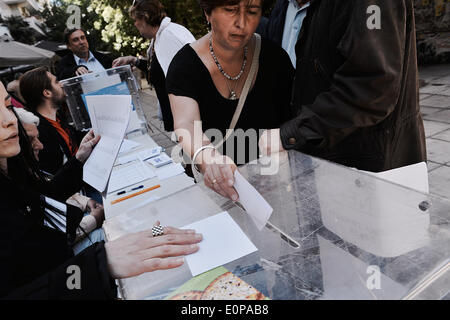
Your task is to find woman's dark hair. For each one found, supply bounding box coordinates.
[129,0,166,27]
[0,107,44,187]
[19,67,52,113]
[198,0,263,15]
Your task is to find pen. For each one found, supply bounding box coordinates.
[116,185,144,196]
[111,184,161,205]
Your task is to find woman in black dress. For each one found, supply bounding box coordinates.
[167,0,294,200]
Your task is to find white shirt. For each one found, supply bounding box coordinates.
[73,51,106,74]
[150,17,196,77]
[281,0,309,68]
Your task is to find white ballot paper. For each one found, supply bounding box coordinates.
[182,211,257,277]
[156,163,185,181]
[83,95,131,192]
[118,139,141,155]
[233,170,273,230]
[107,160,156,193]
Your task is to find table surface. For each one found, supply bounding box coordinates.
[103,133,195,220]
[103,135,450,300]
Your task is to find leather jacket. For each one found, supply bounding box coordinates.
[280,0,426,172]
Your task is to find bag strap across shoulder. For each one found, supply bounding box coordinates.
[216,33,262,148]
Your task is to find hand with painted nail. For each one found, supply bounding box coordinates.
[104,222,203,279]
[199,148,239,202]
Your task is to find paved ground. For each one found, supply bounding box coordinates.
[138,64,450,199]
[419,64,450,199]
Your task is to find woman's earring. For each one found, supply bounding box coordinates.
[206,21,211,32]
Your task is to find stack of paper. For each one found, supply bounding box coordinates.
[138,147,163,161]
[147,152,173,168]
[83,95,131,192]
[107,160,156,193]
[156,163,185,181]
[119,139,141,155]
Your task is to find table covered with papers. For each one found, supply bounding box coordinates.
[103,150,450,300]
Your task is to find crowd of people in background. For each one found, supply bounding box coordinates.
[0,0,427,299]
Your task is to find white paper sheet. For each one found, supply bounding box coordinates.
[363,162,429,193]
[107,160,156,193]
[146,152,172,168]
[115,153,138,166]
[126,110,145,134]
[137,147,163,161]
[233,171,273,230]
[182,211,258,277]
[156,163,185,181]
[119,139,141,155]
[83,95,131,192]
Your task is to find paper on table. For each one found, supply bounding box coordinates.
[115,153,138,166]
[233,170,273,230]
[182,211,258,277]
[107,160,156,193]
[156,163,185,181]
[137,147,163,161]
[119,139,141,155]
[83,95,131,192]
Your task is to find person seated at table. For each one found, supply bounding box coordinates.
[0,83,203,299]
[167,0,294,201]
[19,67,83,176]
[56,28,113,80]
[112,0,196,132]
[14,107,105,254]
[6,73,26,109]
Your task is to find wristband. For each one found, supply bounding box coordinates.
[192,145,216,173]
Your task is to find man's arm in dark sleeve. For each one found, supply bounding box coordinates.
[56,55,88,80]
[281,0,407,151]
[40,157,84,202]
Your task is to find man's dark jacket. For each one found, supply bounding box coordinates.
[36,113,82,175]
[260,0,290,46]
[56,51,113,80]
[280,0,426,172]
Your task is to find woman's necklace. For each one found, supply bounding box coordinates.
[209,36,248,100]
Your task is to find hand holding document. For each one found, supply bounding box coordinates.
[83,95,131,192]
[233,170,273,230]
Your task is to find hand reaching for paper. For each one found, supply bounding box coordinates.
[105,222,202,279]
[75,130,101,163]
[112,56,137,68]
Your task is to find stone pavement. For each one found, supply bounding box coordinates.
[419,64,450,199]
[138,64,450,199]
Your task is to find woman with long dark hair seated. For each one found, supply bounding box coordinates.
[0,82,202,299]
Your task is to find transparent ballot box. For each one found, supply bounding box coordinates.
[60,65,148,133]
[104,151,450,300]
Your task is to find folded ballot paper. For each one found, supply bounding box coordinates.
[233,171,273,230]
[83,95,132,192]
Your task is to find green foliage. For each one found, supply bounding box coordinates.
[40,0,277,58]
